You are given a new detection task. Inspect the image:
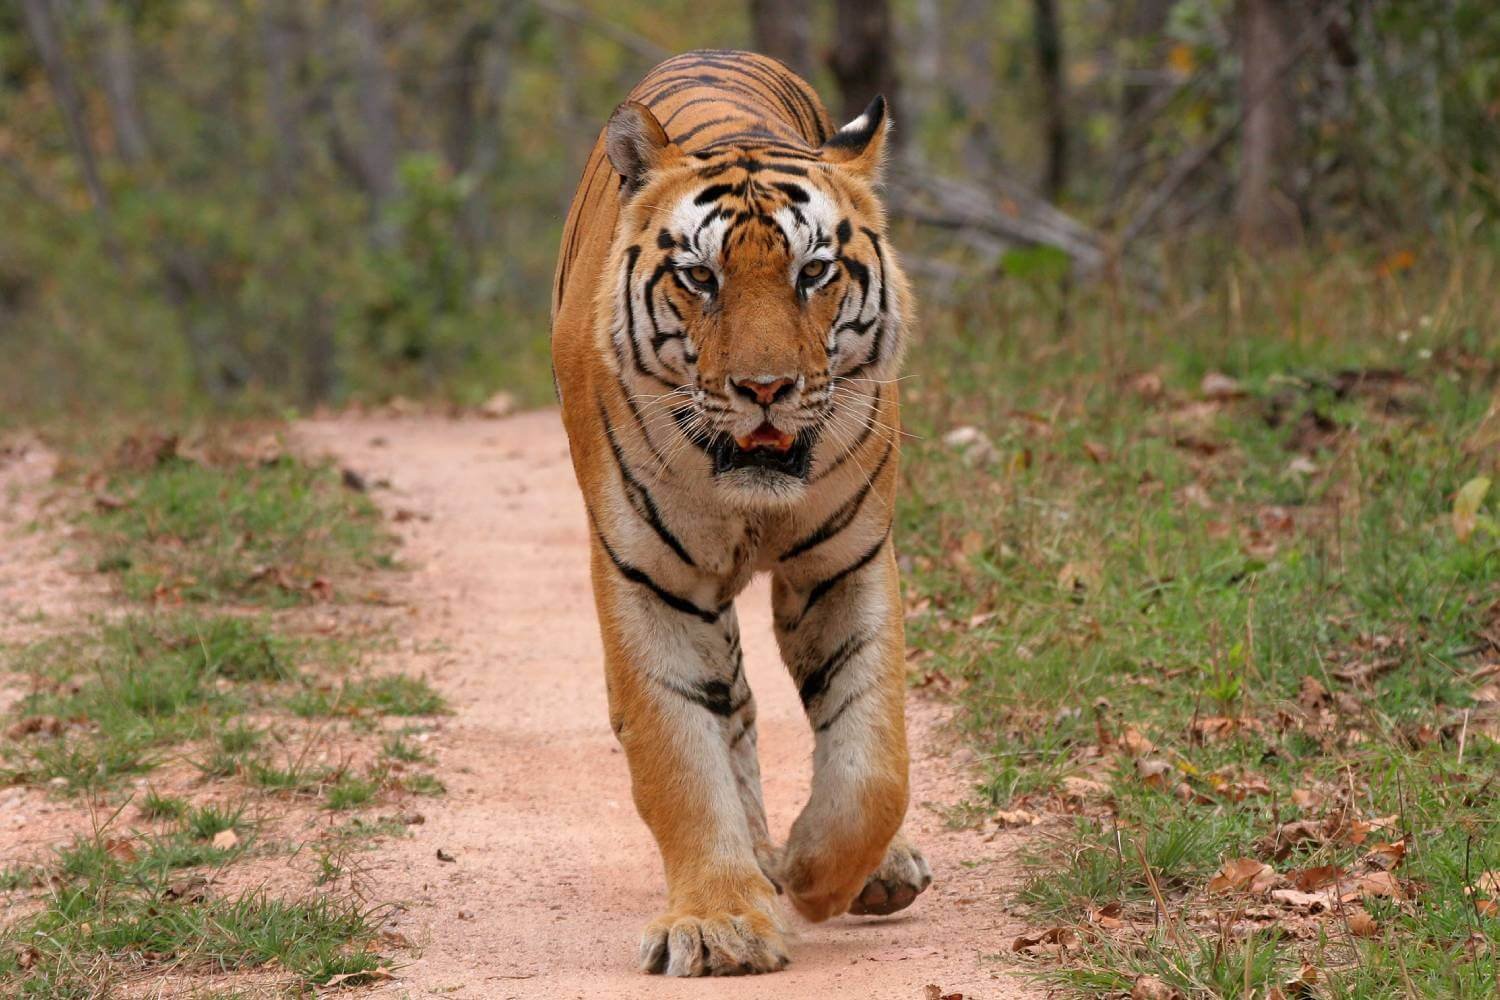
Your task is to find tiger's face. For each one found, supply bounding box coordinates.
[600,98,906,503]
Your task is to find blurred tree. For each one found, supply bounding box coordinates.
[827,0,897,129]
[346,0,401,216]
[749,0,812,79]
[1236,0,1299,246]
[19,0,111,226]
[256,0,307,194]
[1032,0,1066,199]
[85,0,150,165]
[952,0,1001,178]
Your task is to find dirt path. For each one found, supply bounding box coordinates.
[298,411,1040,1000]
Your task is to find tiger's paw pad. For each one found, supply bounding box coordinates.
[638,911,789,977]
[848,840,933,916]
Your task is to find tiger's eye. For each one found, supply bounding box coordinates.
[688,265,714,285]
[801,259,827,282]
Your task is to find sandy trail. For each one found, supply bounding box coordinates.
[298,411,1039,1000]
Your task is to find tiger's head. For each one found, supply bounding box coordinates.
[598,97,908,504]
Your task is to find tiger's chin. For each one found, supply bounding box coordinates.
[710,429,815,508]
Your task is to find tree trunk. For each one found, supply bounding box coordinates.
[749,0,813,80]
[19,0,112,225]
[1032,0,1067,199]
[442,2,520,249]
[257,0,305,192]
[1236,0,1298,247]
[902,0,940,164]
[346,0,400,213]
[85,0,150,165]
[827,0,899,134]
[951,0,1001,177]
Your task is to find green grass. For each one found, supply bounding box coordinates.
[902,248,1500,996]
[381,729,432,764]
[289,673,447,718]
[324,774,379,811]
[0,615,292,793]
[81,434,394,606]
[0,429,432,996]
[401,772,446,797]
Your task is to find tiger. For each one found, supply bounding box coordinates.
[550,49,928,977]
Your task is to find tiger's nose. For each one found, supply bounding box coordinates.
[729,374,797,407]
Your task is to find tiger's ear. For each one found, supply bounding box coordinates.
[821,95,889,179]
[605,101,681,198]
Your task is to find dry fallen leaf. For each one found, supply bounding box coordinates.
[922,986,963,1000]
[1283,964,1320,998]
[1290,865,1342,892]
[1011,926,1078,956]
[1344,870,1403,902]
[1270,887,1335,913]
[993,809,1041,829]
[1201,372,1244,400]
[1136,758,1174,789]
[1260,819,1326,859]
[1361,839,1407,872]
[1131,973,1185,1000]
[1345,906,1379,937]
[1118,725,1155,756]
[1089,901,1124,930]
[1208,858,1277,895]
[1059,775,1111,801]
[322,966,395,988]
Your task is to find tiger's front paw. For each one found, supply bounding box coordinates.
[638,908,789,977]
[848,835,932,916]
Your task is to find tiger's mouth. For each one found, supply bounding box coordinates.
[711,422,813,479]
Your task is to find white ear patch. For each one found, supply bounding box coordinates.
[839,113,869,135]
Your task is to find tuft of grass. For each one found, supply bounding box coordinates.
[0,865,42,891]
[380,730,431,763]
[289,674,446,719]
[401,772,446,797]
[184,802,245,842]
[903,250,1500,994]
[247,756,332,794]
[325,774,378,811]
[138,789,189,821]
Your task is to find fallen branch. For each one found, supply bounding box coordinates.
[887,162,1108,276]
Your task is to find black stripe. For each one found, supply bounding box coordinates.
[862,226,890,367]
[600,400,696,567]
[773,181,809,204]
[780,438,893,561]
[657,676,735,716]
[816,684,870,731]
[592,522,722,624]
[799,633,872,707]
[799,527,890,623]
[619,245,653,382]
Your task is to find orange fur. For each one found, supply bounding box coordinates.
[551,50,917,975]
